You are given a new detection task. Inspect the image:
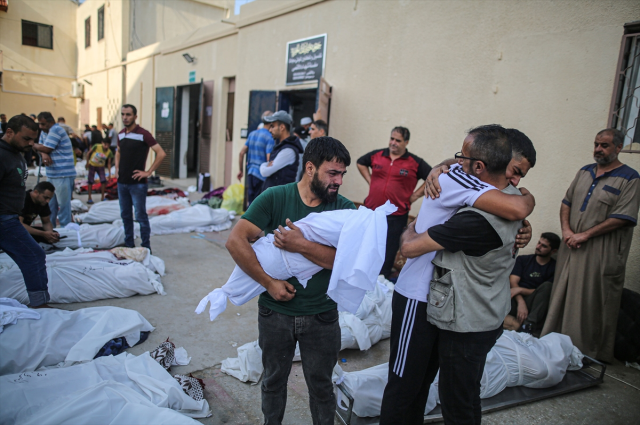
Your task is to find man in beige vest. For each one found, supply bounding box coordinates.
[399,125,527,424]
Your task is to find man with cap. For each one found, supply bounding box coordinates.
[260,111,304,190]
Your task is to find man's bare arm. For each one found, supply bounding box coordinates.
[114,149,120,179]
[410,182,427,204]
[225,219,296,301]
[474,188,535,221]
[357,164,372,185]
[399,220,445,258]
[32,143,53,154]
[273,219,337,269]
[237,145,248,181]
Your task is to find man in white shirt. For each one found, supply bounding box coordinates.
[260,111,304,191]
[379,127,536,424]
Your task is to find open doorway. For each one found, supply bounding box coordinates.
[278,88,317,128]
[175,83,200,179]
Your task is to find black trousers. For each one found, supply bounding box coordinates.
[437,325,503,425]
[380,214,408,278]
[380,292,440,425]
[509,281,553,333]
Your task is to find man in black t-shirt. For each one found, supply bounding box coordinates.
[504,232,560,334]
[19,181,60,244]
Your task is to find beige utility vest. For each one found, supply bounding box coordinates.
[427,184,522,333]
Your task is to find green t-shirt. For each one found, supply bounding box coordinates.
[241,182,356,316]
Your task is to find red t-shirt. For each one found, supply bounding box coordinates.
[357,148,431,216]
[117,125,157,184]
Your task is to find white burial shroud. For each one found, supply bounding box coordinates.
[0,352,210,424]
[0,248,165,305]
[0,300,154,375]
[75,196,189,224]
[196,201,397,319]
[332,330,585,418]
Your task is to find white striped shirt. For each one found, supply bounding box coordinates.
[394,164,495,302]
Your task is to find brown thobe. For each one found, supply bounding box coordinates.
[542,163,640,363]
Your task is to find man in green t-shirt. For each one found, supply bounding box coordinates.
[226,137,355,425]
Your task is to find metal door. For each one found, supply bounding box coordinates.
[248,90,277,133]
[155,86,175,177]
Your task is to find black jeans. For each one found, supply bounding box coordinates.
[437,325,503,425]
[258,305,341,425]
[381,214,408,278]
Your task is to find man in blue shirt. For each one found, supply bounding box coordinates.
[32,112,77,227]
[237,111,275,205]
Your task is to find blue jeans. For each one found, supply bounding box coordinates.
[48,176,75,227]
[258,305,340,425]
[246,173,265,205]
[0,215,49,306]
[118,182,150,249]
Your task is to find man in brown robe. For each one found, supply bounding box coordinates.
[542,129,640,363]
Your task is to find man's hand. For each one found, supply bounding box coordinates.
[425,165,450,199]
[566,232,589,249]
[132,170,151,180]
[267,161,274,167]
[515,219,532,248]
[40,152,53,166]
[43,230,60,244]
[516,298,529,323]
[273,219,306,253]
[265,278,296,301]
[237,171,243,181]
[562,228,575,247]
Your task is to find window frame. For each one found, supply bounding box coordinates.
[85,16,91,49]
[97,5,105,41]
[21,20,53,50]
[608,22,640,153]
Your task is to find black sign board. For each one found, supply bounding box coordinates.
[286,34,326,86]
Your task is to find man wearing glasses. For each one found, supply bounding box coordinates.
[380,125,535,425]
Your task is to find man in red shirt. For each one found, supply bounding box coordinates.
[357,126,431,278]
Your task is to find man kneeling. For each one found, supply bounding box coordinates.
[19,181,60,244]
[504,232,560,336]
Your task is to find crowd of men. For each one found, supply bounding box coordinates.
[1,102,639,424]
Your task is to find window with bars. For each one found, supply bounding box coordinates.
[609,22,640,153]
[85,17,91,48]
[98,6,105,41]
[22,20,53,49]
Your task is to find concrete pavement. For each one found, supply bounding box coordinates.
[39,175,640,424]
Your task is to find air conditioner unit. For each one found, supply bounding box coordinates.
[71,82,84,98]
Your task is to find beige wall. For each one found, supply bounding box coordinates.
[76,0,129,131]
[129,0,228,51]
[0,0,77,123]
[231,0,640,290]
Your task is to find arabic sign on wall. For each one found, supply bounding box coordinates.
[286,34,326,86]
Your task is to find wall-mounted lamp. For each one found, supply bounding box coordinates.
[182,53,196,64]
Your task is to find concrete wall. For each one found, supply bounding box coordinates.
[230,0,640,290]
[76,0,129,131]
[128,0,228,51]
[0,0,77,123]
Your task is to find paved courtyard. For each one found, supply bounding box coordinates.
[41,176,640,424]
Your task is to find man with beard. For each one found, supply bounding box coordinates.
[504,232,560,335]
[226,137,354,425]
[379,125,533,424]
[0,115,51,308]
[19,181,60,244]
[260,111,304,190]
[542,129,640,363]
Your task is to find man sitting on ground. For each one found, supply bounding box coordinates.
[504,232,560,335]
[19,182,60,244]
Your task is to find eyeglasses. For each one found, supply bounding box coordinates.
[454,152,482,162]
